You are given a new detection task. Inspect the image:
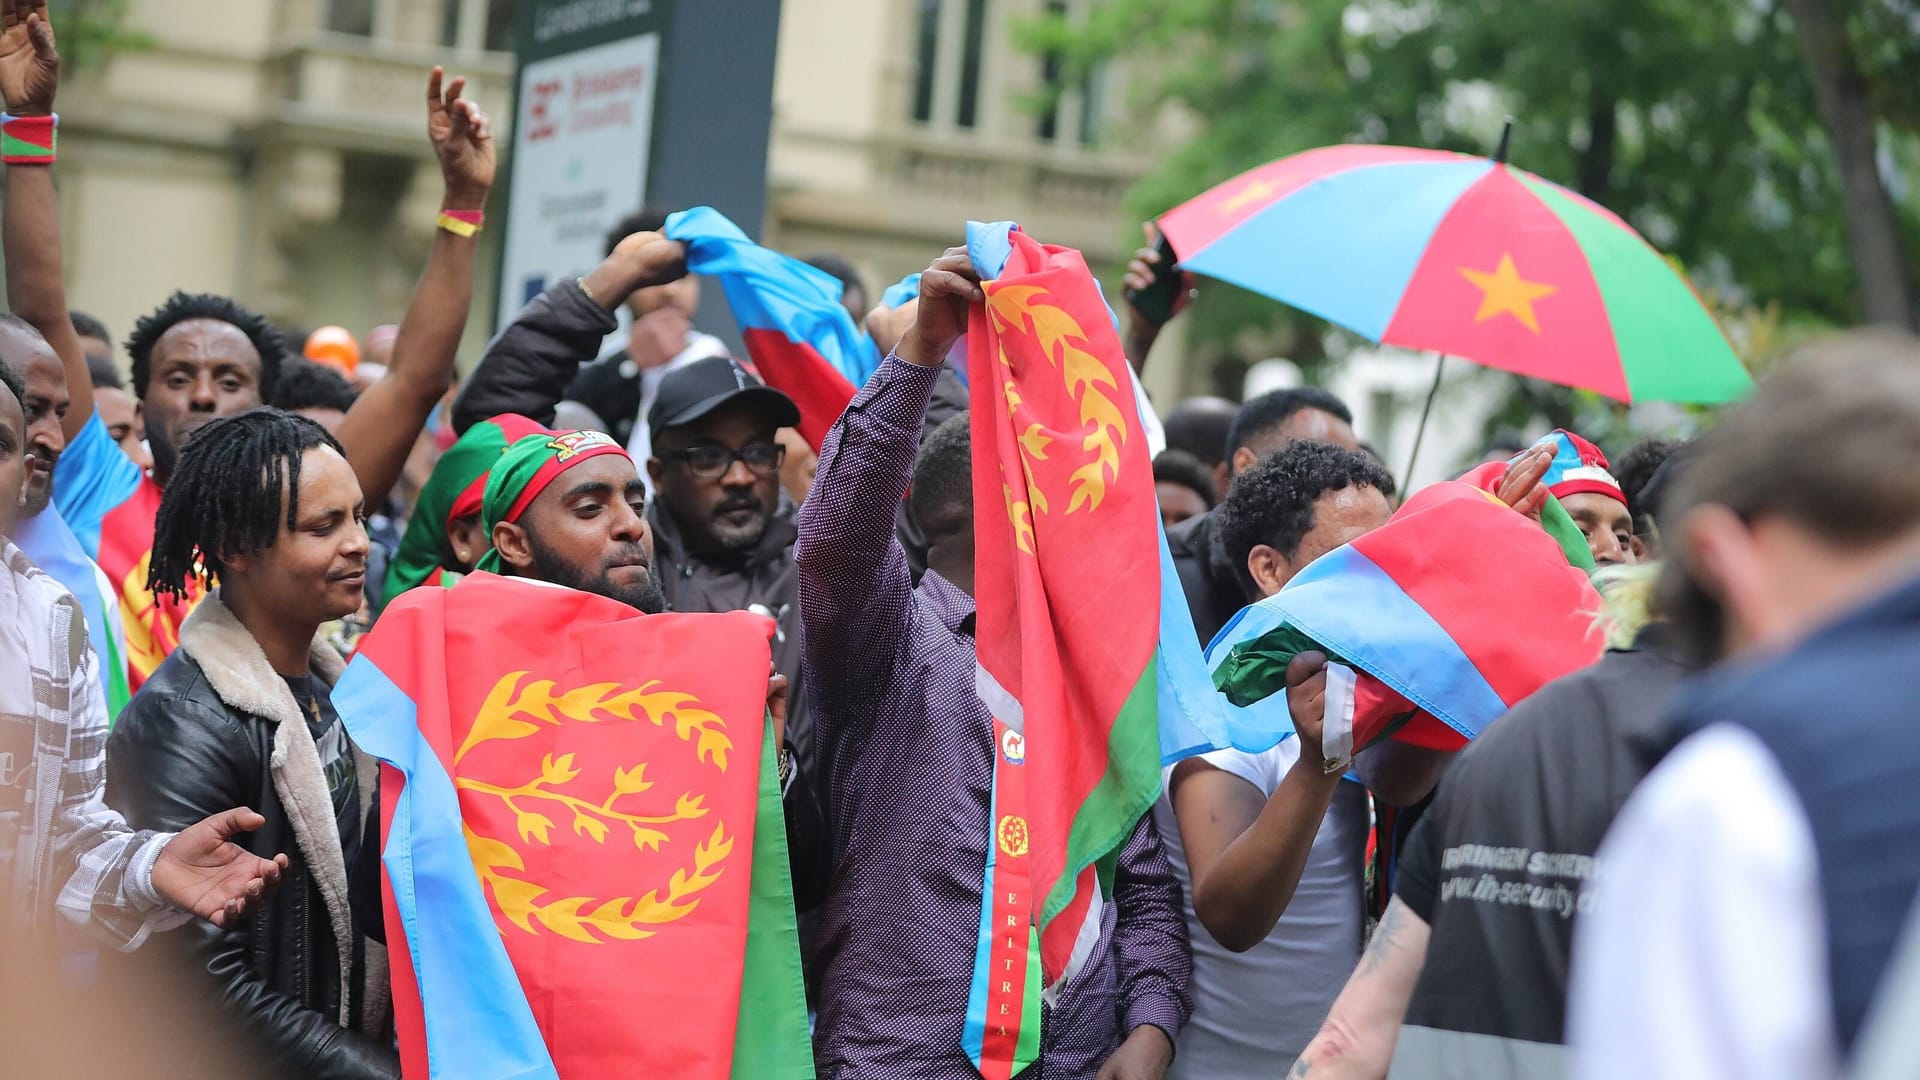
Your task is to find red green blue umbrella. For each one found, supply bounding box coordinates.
[1157,140,1752,404]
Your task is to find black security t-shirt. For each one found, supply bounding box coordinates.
[1393,641,1684,1046]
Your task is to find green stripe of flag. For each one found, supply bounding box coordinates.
[728,720,815,1080]
[1040,663,1163,927]
[1519,175,1750,404]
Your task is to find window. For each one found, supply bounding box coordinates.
[328,0,377,36]
[1035,0,1107,147]
[907,0,991,131]
[442,0,516,52]
[911,0,940,123]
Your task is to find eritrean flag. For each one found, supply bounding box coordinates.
[333,573,812,1080]
[1209,482,1605,766]
[665,207,865,450]
[962,222,1225,1076]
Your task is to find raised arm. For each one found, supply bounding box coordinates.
[450,232,685,434]
[0,0,90,437]
[335,67,493,510]
[795,249,977,705]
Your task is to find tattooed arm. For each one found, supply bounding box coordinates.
[1287,898,1431,1079]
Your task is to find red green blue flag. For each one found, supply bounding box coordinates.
[963,222,1195,1074]
[665,207,865,450]
[332,572,812,1079]
[1209,481,1605,764]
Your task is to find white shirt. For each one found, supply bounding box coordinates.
[1568,723,1840,1080]
[1158,737,1369,1077]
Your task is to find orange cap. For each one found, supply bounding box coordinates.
[304,325,361,376]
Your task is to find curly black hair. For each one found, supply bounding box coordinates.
[1612,436,1683,534]
[272,360,358,415]
[1216,440,1394,572]
[911,412,972,543]
[1224,386,1353,465]
[148,408,341,600]
[125,291,286,401]
[1152,449,1218,510]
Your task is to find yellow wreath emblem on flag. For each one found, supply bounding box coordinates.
[454,671,735,944]
[986,279,1130,555]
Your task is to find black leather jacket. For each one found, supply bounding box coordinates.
[106,645,398,1079]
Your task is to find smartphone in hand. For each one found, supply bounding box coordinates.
[1125,231,1182,327]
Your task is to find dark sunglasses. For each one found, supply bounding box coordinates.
[663,441,786,479]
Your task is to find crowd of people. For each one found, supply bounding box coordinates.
[6,3,1920,1078]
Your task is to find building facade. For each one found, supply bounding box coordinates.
[43,0,1197,404]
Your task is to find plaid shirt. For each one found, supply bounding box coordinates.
[1,540,184,949]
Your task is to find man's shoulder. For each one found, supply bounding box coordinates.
[1165,509,1212,558]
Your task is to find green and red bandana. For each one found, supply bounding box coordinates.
[473,430,631,573]
[383,414,549,600]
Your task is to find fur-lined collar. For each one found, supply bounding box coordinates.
[176,591,346,719]
[176,593,384,1031]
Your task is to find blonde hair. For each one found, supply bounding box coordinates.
[1593,562,1662,649]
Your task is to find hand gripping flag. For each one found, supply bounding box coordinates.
[333,572,812,1080]
[1208,481,1605,768]
[665,207,867,450]
[963,222,1222,1077]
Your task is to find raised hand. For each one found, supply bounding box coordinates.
[150,807,291,928]
[426,65,495,209]
[0,0,58,117]
[1285,650,1330,769]
[1122,221,1196,325]
[1494,442,1555,521]
[899,247,983,368]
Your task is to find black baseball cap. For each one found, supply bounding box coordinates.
[648,355,801,436]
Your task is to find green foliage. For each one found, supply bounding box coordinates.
[47,0,150,72]
[1036,0,1919,425]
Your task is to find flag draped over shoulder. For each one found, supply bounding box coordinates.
[665,207,867,450]
[332,572,812,1080]
[1208,482,1605,766]
[965,222,1205,1025]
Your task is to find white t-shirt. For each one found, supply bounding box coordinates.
[1158,737,1369,1078]
[1568,723,1839,1080]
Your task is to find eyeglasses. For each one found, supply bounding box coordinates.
[663,442,786,479]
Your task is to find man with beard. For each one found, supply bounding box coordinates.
[643,357,811,770]
[472,428,826,909]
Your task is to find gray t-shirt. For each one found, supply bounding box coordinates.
[1158,737,1369,1077]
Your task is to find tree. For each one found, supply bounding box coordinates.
[1033,0,1918,409]
[1783,0,1915,329]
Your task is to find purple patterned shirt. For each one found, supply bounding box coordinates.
[796,356,1192,1079]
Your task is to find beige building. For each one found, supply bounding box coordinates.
[45,0,1194,403]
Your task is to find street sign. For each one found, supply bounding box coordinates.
[498,1,667,328]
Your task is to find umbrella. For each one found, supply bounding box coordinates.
[1157,127,1751,475]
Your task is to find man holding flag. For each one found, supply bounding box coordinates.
[796,245,1191,1080]
[334,427,814,1079]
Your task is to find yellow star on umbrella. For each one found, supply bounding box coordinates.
[1459,253,1558,334]
[1216,176,1284,214]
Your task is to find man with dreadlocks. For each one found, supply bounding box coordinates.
[8,3,494,694]
[106,408,398,1079]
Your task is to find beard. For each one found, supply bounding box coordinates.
[529,537,667,615]
[707,492,771,551]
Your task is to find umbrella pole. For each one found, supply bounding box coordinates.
[1401,353,1446,489]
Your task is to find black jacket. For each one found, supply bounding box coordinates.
[1166,507,1257,646]
[106,596,397,1080]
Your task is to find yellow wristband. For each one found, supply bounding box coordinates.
[436,210,483,237]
